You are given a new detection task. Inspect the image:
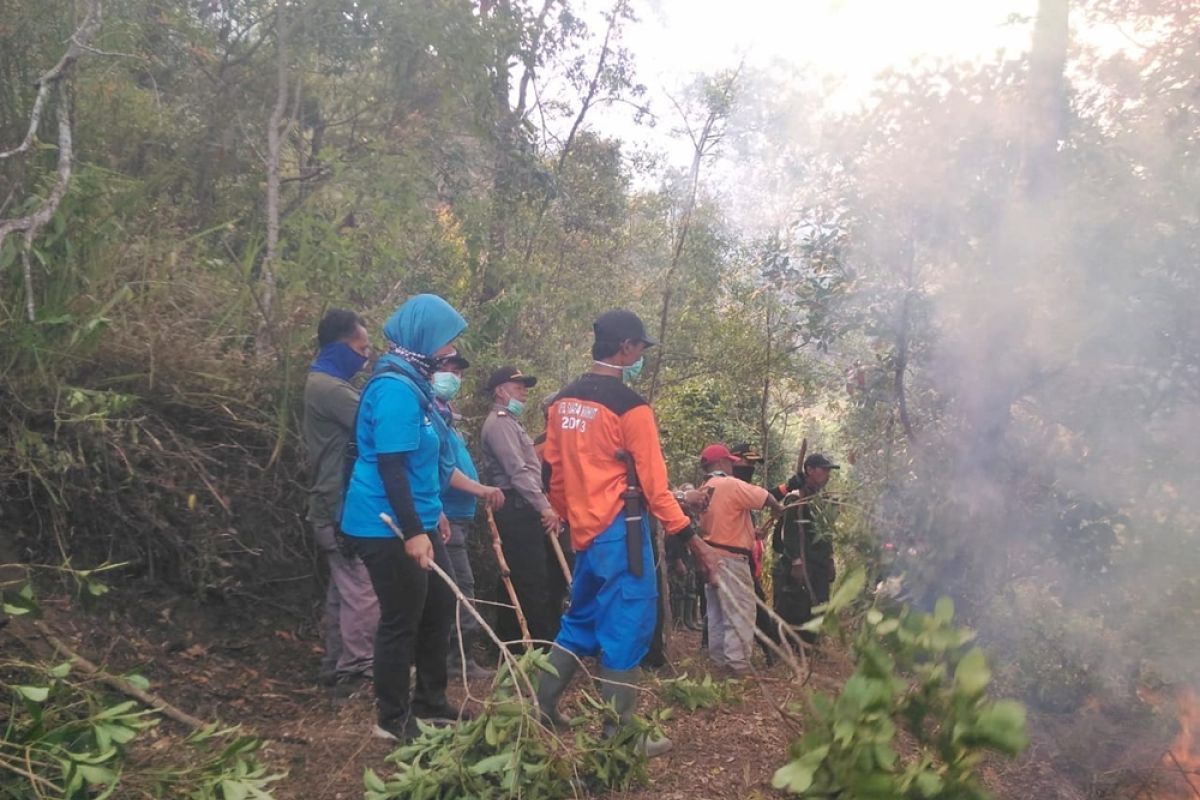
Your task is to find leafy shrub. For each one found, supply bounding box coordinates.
[772,568,1028,798]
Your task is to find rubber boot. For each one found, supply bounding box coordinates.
[535,645,580,730]
[596,666,673,758]
[449,630,496,681]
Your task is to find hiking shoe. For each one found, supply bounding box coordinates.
[372,716,419,743]
[332,672,371,700]
[641,734,674,758]
[458,659,496,682]
[411,699,473,724]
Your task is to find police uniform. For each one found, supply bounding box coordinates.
[479,368,558,646]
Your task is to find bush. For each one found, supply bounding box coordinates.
[773,568,1028,798]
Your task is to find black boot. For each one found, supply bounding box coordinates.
[596,666,672,758]
[535,645,580,730]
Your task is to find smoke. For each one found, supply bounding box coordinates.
[701,5,1200,771]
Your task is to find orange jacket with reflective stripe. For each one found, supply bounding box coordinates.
[545,373,690,551]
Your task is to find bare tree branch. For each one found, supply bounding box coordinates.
[647,66,743,402]
[518,0,628,269]
[0,0,102,161]
[0,0,103,321]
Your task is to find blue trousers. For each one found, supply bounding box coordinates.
[554,513,657,671]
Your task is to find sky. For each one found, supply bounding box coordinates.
[577,0,1041,167]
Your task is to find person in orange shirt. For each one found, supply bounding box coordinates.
[697,444,783,675]
[537,309,723,757]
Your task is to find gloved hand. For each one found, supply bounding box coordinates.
[786,472,805,493]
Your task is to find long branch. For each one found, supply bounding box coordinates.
[31,620,209,730]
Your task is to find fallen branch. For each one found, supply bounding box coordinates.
[31,620,209,730]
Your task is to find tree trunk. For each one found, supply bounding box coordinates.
[1025,0,1069,197]
[260,1,290,350]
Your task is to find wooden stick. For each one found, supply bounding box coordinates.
[31,621,208,730]
[547,528,573,590]
[486,508,532,642]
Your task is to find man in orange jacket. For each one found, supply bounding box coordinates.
[537,309,722,757]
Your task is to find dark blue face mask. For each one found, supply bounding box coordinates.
[310,341,368,382]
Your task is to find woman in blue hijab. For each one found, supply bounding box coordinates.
[340,294,502,742]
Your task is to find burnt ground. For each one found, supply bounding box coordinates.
[9,584,1182,800]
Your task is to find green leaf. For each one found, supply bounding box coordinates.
[50,661,73,678]
[954,647,991,697]
[826,567,867,613]
[78,764,117,786]
[363,768,386,792]
[799,615,825,632]
[866,608,883,625]
[968,700,1029,755]
[15,685,50,702]
[124,673,150,690]
[915,770,944,797]
[933,596,955,623]
[469,752,512,775]
[772,745,829,794]
[2,583,39,616]
[772,760,816,793]
[221,779,250,800]
[875,619,899,635]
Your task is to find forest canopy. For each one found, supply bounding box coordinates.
[2,0,1199,797]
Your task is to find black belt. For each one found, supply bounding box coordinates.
[501,488,533,510]
[710,542,753,560]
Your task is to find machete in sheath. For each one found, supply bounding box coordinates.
[614,449,644,578]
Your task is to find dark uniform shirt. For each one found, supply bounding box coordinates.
[302,371,360,527]
[769,483,838,564]
[480,404,550,512]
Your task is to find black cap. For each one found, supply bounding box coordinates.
[485,366,538,392]
[804,453,840,470]
[440,352,470,370]
[593,309,659,348]
[731,443,764,463]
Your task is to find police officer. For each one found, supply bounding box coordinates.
[770,453,840,644]
[479,366,561,647]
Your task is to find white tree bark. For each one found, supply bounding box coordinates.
[0,0,103,322]
[259,1,291,347]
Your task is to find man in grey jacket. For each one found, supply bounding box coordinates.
[302,309,379,692]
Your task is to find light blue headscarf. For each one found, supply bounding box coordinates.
[372,294,467,490]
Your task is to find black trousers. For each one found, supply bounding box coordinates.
[493,498,558,648]
[772,556,834,645]
[354,532,453,727]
